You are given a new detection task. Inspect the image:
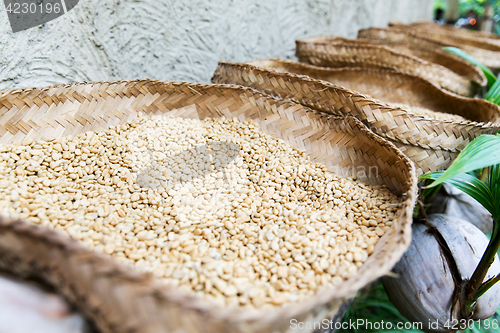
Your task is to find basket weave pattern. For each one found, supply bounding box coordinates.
[0,80,417,333]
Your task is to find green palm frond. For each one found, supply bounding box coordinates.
[444,47,496,89]
[420,134,500,192]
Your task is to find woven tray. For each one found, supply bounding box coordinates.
[393,21,500,47]
[212,60,500,176]
[387,24,500,70]
[357,27,487,88]
[295,36,479,97]
[0,80,417,333]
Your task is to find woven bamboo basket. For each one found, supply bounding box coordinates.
[295,36,478,96]
[212,60,500,176]
[0,80,417,333]
[392,21,500,47]
[357,27,487,88]
[387,23,500,70]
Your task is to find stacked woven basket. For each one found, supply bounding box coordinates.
[213,59,500,176]
[388,21,500,70]
[295,36,483,97]
[212,21,500,176]
[2,21,500,333]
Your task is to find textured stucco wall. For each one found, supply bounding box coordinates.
[0,0,433,91]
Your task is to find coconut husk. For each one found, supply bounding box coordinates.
[427,184,493,234]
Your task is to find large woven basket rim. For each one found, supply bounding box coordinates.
[217,60,498,152]
[0,79,418,326]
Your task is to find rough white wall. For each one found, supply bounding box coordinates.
[0,0,433,91]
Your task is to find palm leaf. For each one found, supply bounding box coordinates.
[486,164,500,218]
[444,47,497,89]
[421,171,495,216]
[422,134,500,188]
[485,76,500,104]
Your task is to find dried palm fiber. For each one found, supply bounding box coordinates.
[357,27,487,89]
[387,23,500,70]
[0,80,417,333]
[295,35,477,96]
[212,60,500,176]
